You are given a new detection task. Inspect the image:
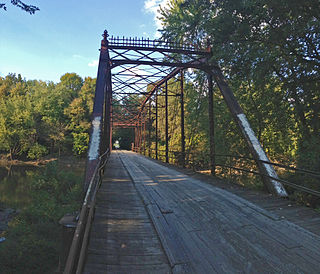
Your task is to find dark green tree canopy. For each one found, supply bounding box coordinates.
[159,0,320,169]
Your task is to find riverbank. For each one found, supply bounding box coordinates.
[0,154,72,168]
[0,156,85,273]
[0,154,86,171]
[0,158,55,167]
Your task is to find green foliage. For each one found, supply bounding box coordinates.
[72,132,89,155]
[159,0,320,171]
[0,161,82,273]
[0,78,36,159]
[113,128,134,150]
[0,73,95,159]
[27,143,48,160]
[64,77,95,155]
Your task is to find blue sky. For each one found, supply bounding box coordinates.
[0,0,168,82]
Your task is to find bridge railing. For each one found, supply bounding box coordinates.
[63,148,110,274]
[136,147,320,198]
[212,154,320,197]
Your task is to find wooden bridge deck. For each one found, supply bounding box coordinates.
[84,150,320,273]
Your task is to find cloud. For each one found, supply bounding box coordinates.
[144,0,170,37]
[88,60,99,67]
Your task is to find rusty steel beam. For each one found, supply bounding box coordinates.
[143,115,146,155]
[139,67,182,115]
[83,35,109,192]
[108,44,210,56]
[155,89,158,160]
[165,81,169,163]
[113,123,136,127]
[134,127,137,151]
[208,74,216,175]
[180,70,185,168]
[138,121,142,153]
[148,101,151,157]
[210,66,288,197]
[105,66,112,153]
[111,60,208,71]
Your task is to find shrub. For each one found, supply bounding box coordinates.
[27,143,48,160]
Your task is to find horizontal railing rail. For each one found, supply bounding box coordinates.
[63,148,110,274]
[135,147,320,198]
[216,163,320,197]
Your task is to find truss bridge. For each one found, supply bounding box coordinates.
[62,31,320,273]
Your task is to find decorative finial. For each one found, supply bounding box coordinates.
[103,30,109,42]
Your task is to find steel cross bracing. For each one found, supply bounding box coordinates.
[84,30,289,199]
[106,32,211,128]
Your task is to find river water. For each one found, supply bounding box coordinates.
[0,165,39,209]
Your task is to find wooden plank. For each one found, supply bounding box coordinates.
[164,213,219,273]
[83,151,171,273]
[84,263,171,274]
[235,225,320,272]
[119,151,320,272]
[86,253,168,266]
[89,239,165,256]
[146,203,190,268]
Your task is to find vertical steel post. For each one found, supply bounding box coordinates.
[148,101,151,157]
[143,112,146,155]
[84,32,109,192]
[165,81,169,163]
[137,121,140,153]
[211,66,288,197]
[155,90,158,160]
[137,124,139,153]
[108,103,112,151]
[180,70,185,168]
[139,120,142,153]
[139,121,141,153]
[104,42,113,154]
[208,74,215,175]
[134,127,137,152]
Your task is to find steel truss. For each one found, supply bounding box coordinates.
[84,30,288,197]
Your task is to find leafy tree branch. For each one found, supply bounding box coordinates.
[0,0,39,14]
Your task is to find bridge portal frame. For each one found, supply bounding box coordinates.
[85,30,288,198]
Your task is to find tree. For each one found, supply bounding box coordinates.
[0,73,96,159]
[159,0,320,169]
[64,77,95,155]
[0,83,36,159]
[0,0,39,14]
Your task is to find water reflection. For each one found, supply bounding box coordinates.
[0,165,38,209]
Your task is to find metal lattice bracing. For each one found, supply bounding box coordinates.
[84,30,288,198]
[106,32,210,128]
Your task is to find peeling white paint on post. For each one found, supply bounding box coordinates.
[88,116,101,160]
[237,114,288,197]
